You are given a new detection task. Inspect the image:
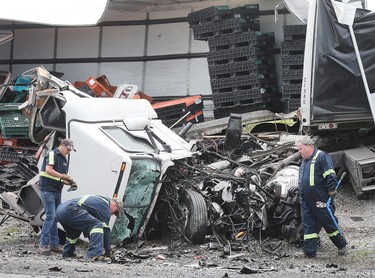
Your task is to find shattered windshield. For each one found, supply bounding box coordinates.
[111,158,161,244]
[101,126,155,153]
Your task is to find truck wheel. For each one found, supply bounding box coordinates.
[179,189,208,244]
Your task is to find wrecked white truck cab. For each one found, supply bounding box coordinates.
[1,67,306,248]
[2,66,208,244]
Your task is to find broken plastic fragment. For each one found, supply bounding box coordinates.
[156,254,166,260]
[235,231,246,239]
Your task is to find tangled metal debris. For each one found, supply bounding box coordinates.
[142,116,303,253]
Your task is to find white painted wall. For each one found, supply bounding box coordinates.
[13,28,55,59]
[57,27,101,59]
[101,26,146,57]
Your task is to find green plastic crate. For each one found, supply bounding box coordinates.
[0,103,23,112]
[0,112,30,139]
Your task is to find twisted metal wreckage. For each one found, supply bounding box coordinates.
[156,130,303,250]
[0,67,304,256]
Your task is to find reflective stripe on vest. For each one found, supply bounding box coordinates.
[40,171,61,181]
[327,230,340,237]
[304,233,319,240]
[90,227,103,235]
[78,195,90,206]
[78,195,109,206]
[40,151,61,181]
[67,237,78,244]
[309,150,321,186]
[323,169,335,178]
[48,151,55,164]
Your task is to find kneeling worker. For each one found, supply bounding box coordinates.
[56,195,123,259]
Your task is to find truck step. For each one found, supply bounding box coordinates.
[344,146,375,197]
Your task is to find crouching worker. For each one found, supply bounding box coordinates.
[56,195,123,259]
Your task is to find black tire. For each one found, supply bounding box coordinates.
[179,189,208,244]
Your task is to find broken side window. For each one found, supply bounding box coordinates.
[110,158,161,245]
[101,126,155,153]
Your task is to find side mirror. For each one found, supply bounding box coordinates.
[123,117,151,131]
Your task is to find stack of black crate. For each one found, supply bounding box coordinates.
[188,5,282,119]
[281,25,307,113]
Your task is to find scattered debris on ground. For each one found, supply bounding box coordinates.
[1,184,375,277]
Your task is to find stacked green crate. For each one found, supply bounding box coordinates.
[0,103,30,139]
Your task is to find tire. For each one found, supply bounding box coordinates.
[179,189,208,244]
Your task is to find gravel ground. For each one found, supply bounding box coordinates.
[1,182,375,278]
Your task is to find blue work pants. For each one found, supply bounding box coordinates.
[301,199,346,256]
[40,190,61,248]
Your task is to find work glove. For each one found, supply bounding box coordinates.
[67,181,78,192]
[328,190,337,198]
[61,174,73,183]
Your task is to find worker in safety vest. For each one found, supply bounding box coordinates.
[296,136,347,258]
[39,138,76,255]
[56,195,123,259]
